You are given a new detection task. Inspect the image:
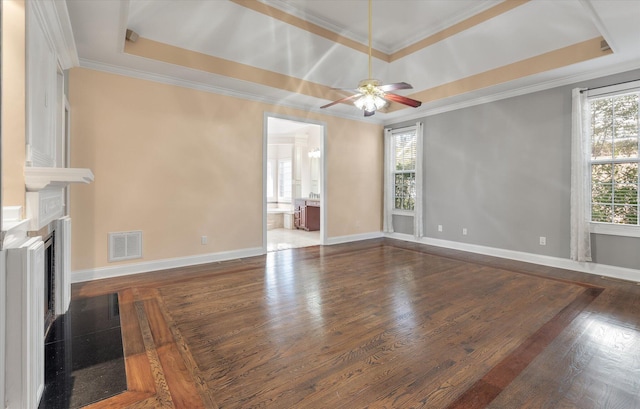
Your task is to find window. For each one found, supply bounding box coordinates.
[278,159,292,202]
[384,123,423,236]
[589,90,639,227]
[266,160,276,202]
[393,131,417,211]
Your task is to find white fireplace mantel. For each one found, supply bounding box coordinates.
[25,167,94,192]
[25,167,94,231]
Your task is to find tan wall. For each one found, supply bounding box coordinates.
[326,119,383,237]
[1,0,26,213]
[69,68,382,272]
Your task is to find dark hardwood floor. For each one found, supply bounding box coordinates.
[70,238,640,408]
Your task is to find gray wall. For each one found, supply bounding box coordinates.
[392,214,413,234]
[389,68,640,270]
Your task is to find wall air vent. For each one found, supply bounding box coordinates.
[108,231,142,262]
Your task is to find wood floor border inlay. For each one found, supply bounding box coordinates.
[153,291,220,408]
[446,287,604,409]
[134,299,174,407]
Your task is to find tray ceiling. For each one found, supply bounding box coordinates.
[66,0,640,123]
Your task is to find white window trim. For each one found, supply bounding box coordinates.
[590,222,640,238]
[393,209,416,217]
[585,80,640,238]
[383,123,424,237]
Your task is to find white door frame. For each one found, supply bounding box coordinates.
[263,113,327,252]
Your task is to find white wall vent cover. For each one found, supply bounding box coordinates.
[108,231,142,262]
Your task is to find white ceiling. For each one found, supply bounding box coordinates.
[66,0,640,124]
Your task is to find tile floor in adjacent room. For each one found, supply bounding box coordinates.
[267,228,321,252]
[39,293,127,409]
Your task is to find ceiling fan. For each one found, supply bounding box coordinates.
[320,0,422,117]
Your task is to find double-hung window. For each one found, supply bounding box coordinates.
[266,160,276,202]
[277,158,292,202]
[384,123,423,236]
[393,131,417,212]
[587,83,640,235]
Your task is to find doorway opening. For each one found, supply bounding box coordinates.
[264,115,326,252]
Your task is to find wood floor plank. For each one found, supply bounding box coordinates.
[142,298,174,348]
[118,290,156,394]
[156,344,206,409]
[119,290,147,357]
[69,239,640,409]
[81,391,154,409]
[123,355,156,395]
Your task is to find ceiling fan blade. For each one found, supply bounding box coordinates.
[331,87,359,92]
[378,82,413,92]
[328,87,359,98]
[320,93,362,109]
[364,110,375,117]
[384,93,422,108]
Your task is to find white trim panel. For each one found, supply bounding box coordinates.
[55,216,72,314]
[5,238,45,409]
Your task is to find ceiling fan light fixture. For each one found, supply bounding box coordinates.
[354,79,388,112]
[354,93,387,112]
[319,0,421,116]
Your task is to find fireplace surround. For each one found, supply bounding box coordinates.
[2,167,91,407]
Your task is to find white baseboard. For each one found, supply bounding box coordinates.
[72,231,384,283]
[71,247,265,283]
[71,233,639,285]
[386,232,640,283]
[324,231,384,245]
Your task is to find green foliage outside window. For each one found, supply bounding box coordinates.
[394,133,417,211]
[395,172,415,211]
[590,93,639,225]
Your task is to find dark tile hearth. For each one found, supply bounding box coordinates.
[39,293,127,409]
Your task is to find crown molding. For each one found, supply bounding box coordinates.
[384,58,640,125]
[78,58,385,125]
[30,0,79,69]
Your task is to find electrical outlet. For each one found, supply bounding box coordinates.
[201,236,208,245]
[539,236,546,246]
[462,228,468,236]
[438,225,443,232]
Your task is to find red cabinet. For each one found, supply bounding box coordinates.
[294,199,320,231]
